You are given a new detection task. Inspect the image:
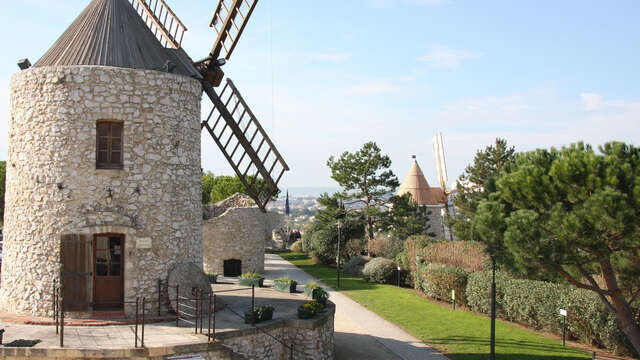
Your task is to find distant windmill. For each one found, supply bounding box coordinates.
[432,132,454,241]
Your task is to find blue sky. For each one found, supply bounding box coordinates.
[1,0,639,189]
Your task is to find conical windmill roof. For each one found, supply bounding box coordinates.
[34,0,199,78]
[397,159,446,205]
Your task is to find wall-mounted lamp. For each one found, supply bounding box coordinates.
[57,183,64,190]
[106,187,113,199]
[134,186,140,195]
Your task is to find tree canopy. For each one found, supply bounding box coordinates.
[201,172,250,204]
[381,193,434,240]
[472,142,640,354]
[449,138,516,241]
[327,141,399,245]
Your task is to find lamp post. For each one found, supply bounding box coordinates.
[335,201,346,290]
[490,255,496,360]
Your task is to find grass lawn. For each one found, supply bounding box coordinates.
[279,251,591,360]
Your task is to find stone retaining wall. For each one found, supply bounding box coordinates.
[220,308,335,360]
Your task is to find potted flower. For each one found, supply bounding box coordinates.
[273,276,297,293]
[244,305,274,324]
[297,300,322,319]
[304,282,329,307]
[238,272,265,287]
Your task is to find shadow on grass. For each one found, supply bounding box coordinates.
[448,354,589,360]
[429,336,590,360]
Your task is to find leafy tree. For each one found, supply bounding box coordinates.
[209,175,246,203]
[202,171,216,204]
[449,138,516,241]
[472,142,640,354]
[327,142,399,250]
[306,192,365,263]
[201,172,279,204]
[381,193,434,240]
[0,161,5,225]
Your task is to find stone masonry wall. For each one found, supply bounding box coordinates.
[2,65,203,316]
[203,206,266,275]
[221,309,335,360]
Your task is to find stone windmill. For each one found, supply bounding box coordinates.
[2,0,287,317]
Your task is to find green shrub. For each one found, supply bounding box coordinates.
[344,255,370,276]
[240,272,262,279]
[362,257,396,284]
[466,271,636,356]
[416,263,468,305]
[301,226,314,253]
[290,240,303,253]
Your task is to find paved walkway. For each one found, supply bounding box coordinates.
[264,254,449,360]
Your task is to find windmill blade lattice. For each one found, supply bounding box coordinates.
[210,0,259,60]
[131,0,187,49]
[201,79,289,211]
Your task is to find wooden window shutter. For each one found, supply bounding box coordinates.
[60,234,91,311]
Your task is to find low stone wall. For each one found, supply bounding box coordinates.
[217,304,335,360]
[203,194,283,275]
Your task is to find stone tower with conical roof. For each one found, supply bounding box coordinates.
[2,0,203,317]
[397,156,452,240]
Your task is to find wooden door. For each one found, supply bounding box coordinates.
[93,234,124,310]
[61,234,91,311]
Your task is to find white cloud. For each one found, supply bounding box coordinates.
[346,78,402,96]
[419,45,483,69]
[580,93,604,111]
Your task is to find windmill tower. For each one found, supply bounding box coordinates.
[2,0,287,317]
[433,132,455,241]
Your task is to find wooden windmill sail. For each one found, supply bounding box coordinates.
[432,132,454,241]
[131,0,288,211]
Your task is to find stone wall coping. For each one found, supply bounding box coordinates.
[0,341,240,359]
[216,301,336,340]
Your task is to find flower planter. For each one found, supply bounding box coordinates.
[238,277,264,287]
[297,307,315,319]
[304,286,318,298]
[274,280,297,293]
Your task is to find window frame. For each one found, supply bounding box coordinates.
[96,121,124,169]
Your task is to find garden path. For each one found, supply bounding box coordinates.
[264,254,449,360]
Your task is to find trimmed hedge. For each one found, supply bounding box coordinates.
[420,241,488,272]
[466,271,636,356]
[362,257,396,284]
[415,262,469,306]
